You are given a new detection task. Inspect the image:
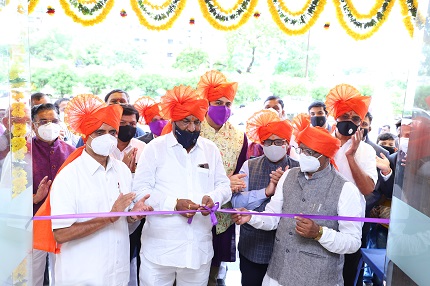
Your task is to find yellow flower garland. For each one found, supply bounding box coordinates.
[142,0,171,10]
[12,167,28,197]
[333,0,395,40]
[28,0,40,14]
[343,0,384,20]
[59,0,114,26]
[278,0,312,17]
[268,0,327,36]
[399,0,416,37]
[131,0,187,31]
[198,0,258,31]
[211,0,244,14]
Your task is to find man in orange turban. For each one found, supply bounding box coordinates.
[232,114,365,286]
[132,85,232,286]
[34,94,152,286]
[134,96,168,143]
[197,70,247,285]
[231,109,299,285]
[325,84,378,285]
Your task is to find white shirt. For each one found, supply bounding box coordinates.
[334,139,378,186]
[248,168,365,255]
[111,138,146,163]
[132,132,231,269]
[51,150,132,286]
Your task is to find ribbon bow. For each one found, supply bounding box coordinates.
[187,202,219,226]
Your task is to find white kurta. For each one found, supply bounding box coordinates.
[51,150,132,286]
[333,139,378,186]
[132,132,231,269]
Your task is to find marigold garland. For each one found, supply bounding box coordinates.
[142,0,170,10]
[344,0,386,20]
[268,0,327,36]
[198,0,258,31]
[211,0,244,14]
[333,0,395,40]
[59,0,114,26]
[131,0,187,31]
[28,0,40,14]
[278,0,312,17]
[12,166,28,197]
[399,0,417,37]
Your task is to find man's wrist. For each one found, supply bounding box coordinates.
[314,225,323,241]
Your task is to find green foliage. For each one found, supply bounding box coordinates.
[82,71,109,95]
[30,67,52,91]
[234,82,260,105]
[48,65,77,96]
[136,74,167,97]
[173,48,209,72]
[270,77,310,99]
[309,85,330,101]
[30,30,73,61]
[110,70,136,92]
[74,43,103,66]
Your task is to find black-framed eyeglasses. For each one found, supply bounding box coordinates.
[34,119,60,126]
[263,139,287,147]
[338,113,362,125]
[295,147,317,156]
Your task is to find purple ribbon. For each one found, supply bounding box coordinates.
[32,203,390,224]
[187,202,219,225]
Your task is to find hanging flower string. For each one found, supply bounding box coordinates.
[268,0,327,36]
[130,0,187,31]
[333,0,396,40]
[198,0,258,31]
[28,0,40,14]
[399,0,418,37]
[59,0,115,26]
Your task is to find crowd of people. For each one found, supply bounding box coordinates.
[0,71,413,286]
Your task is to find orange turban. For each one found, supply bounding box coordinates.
[246,109,293,144]
[197,70,238,102]
[134,96,160,124]
[34,94,123,254]
[325,84,371,120]
[293,113,340,164]
[160,85,208,122]
[64,94,122,141]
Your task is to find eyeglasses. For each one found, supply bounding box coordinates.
[263,139,287,147]
[177,119,201,128]
[338,113,362,125]
[295,147,318,156]
[34,119,60,126]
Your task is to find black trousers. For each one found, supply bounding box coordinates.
[239,253,268,286]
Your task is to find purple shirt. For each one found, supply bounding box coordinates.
[32,137,75,215]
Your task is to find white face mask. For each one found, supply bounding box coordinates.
[399,137,409,154]
[298,153,322,173]
[37,123,61,142]
[263,145,287,162]
[88,134,117,156]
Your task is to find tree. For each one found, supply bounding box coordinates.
[30,29,73,61]
[47,65,77,96]
[173,48,209,72]
[74,43,104,67]
[82,71,110,95]
[110,70,136,92]
[30,67,52,91]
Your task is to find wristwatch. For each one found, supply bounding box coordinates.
[314,226,323,241]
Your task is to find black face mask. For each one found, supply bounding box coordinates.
[311,116,327,127]
[174,128,200,150]
[336,121,359,136]
[361,128,369,139]
[381,145,396,154]
[118,125,136,142]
